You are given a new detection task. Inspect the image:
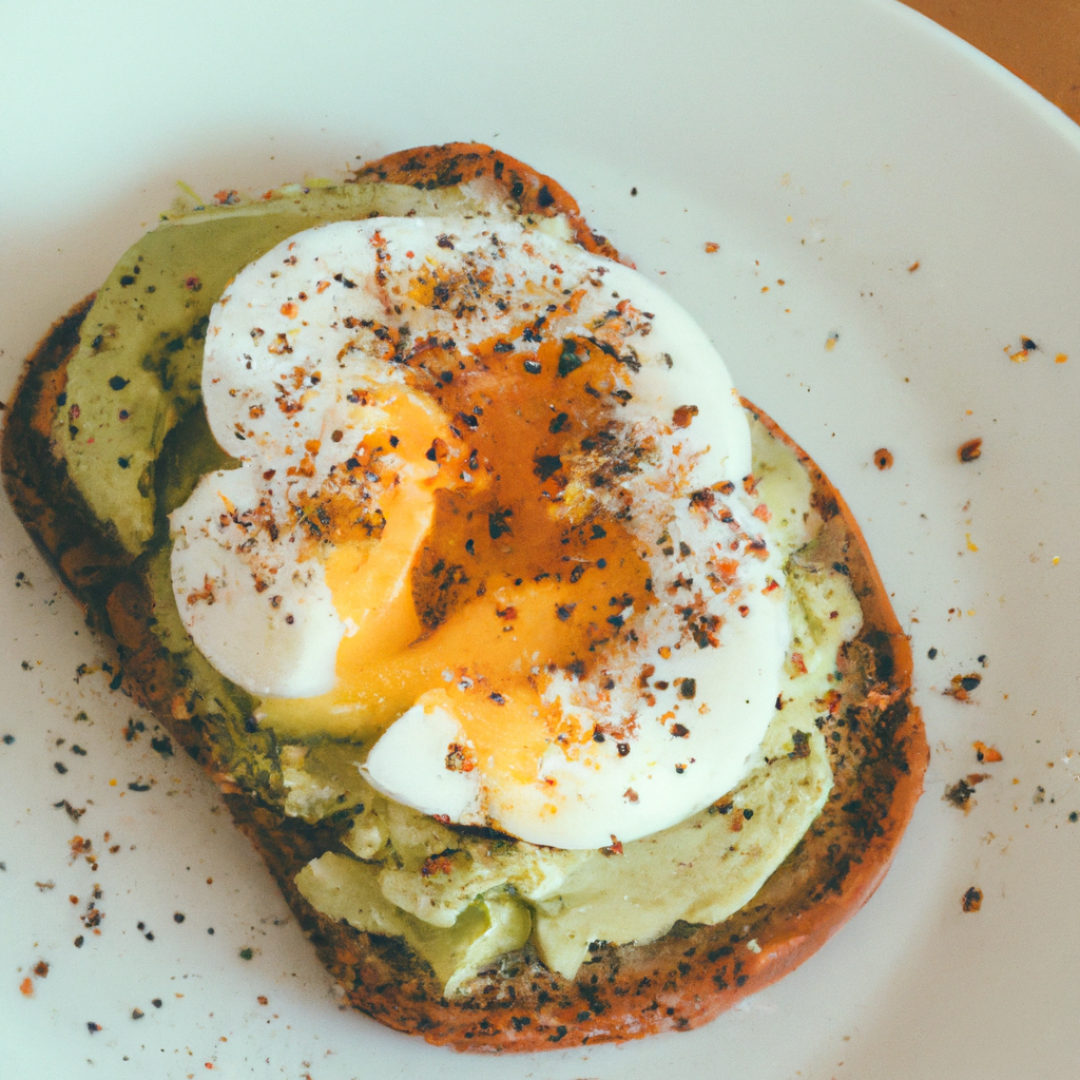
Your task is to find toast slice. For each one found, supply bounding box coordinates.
[1,144,926,1051]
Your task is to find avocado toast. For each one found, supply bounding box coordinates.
[1,144,926,1050]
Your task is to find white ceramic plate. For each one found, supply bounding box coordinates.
[3,2,1078,1077]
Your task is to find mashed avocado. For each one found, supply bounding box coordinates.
[59,178,862,994]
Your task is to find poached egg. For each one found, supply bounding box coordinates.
[170,214,790,850]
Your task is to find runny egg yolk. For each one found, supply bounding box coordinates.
[170,215,788,849]
[320,331,654,785]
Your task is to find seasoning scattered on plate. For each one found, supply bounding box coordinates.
[944,673,982,701]
[958,438,982,463]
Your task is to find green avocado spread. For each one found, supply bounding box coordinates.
[59,178,861,993]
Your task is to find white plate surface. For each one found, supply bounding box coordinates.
[2,2,1079,1077]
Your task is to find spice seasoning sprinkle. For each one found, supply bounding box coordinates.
[958,438,982,463]
[873,448,893,470]
[943,672,982,701]
[961,887,983,913]
[944,778,977,811]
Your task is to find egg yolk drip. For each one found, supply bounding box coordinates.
[171,215,787,848]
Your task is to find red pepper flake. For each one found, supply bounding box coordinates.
[87,1021,102,1033]
[213,189,239,206]
[186,575,216,607]
[944,672,982,701]
[958,438,982,463]
[267,333,292,355]
[623,788,639,803]
[873,448,894,470]
[973,740,1003,763]
[19,977,33,997]
[185,276,202,292]
[33,961,49,978]
[752,502,772,523]
[907,260,921,272]
[257,996,269,1006]
[420,854,456,878]
[672,404,699,429]
[280,301,299,319]
[961,886,983,912]
[704,242,720,253]
[444,743,475,773]
[69,835,93,860]
[603,836,624,855]
[790,652,807,675]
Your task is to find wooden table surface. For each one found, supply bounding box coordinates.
[903,0,1080,125]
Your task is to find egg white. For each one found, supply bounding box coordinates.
[171,215,790,849]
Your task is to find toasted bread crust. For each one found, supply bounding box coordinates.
[1,145,926,1052]
[352,142,622,262]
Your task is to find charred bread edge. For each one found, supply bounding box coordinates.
[1,144,927,1053]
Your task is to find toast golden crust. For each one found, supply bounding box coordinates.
[1,144,926,1052]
